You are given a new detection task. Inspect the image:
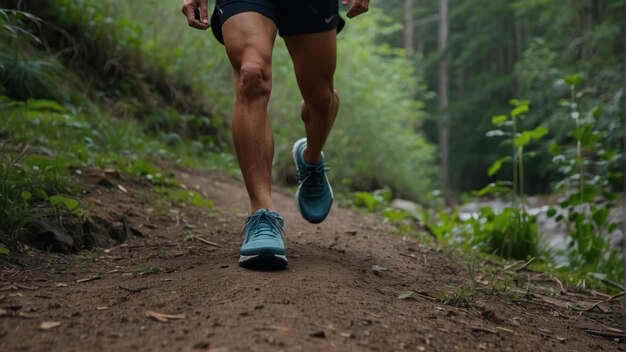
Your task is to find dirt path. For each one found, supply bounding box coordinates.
[1,168,624,351]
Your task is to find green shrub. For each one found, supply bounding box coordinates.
[0,8,69,101]
[548,75,623,285]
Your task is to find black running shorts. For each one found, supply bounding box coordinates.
[210,0,345,45]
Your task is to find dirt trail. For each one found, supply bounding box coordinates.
[0,168,624,351]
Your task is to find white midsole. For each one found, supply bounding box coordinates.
[238,254,288,263]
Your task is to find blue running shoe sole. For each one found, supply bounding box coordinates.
[239,251,288,270]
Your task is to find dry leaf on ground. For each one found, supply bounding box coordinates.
[145,310,186,322]
[39,321,62,330]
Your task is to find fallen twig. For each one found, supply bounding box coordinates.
[413,291,438,302]
[195,237,224,248]
[582,292,626,312]
[580,328,625,340]
[589,290,611,299]
[76,276,101,283]
[511,299,569,317]
[471,326,499,334]
[504,257,535,271]
[552,277,567,295]
[503,260,525,271]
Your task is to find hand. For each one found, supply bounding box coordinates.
[182,0,209,30]
[342,0,370,19]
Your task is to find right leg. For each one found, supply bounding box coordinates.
[222,12,277,213]
[223,12,287,269]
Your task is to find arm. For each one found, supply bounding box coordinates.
[341,0,370,19]
[181,0,209,30]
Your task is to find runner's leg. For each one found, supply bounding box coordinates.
[222,13,277,212]
[283,30,339,164]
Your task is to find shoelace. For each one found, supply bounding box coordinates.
[298,163,331,198]
[243,210,285,243]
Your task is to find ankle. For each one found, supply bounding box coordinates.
[303,148,321,164]
[250,200,276,214]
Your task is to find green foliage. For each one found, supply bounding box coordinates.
[418,102,545,266]
[467,207,539,260]
[548,76,623,284]
[0,145,75,240]
[486,99,548,201]
[351,187,427,237]
[0,153,31,240]
[467,101,546,260]
[427,78,623,289]
[0,96,222,247]
[2,97,232,173]
[0,8,68,101]
[377,0,624,194]
[48,194,89,221]
[157,187,213,209]
[49,0,232,114]
[426,210,462,243]
[433,285,478,308]
[135,264,164,278]
[352,188,392,212]
[121,160,176,187]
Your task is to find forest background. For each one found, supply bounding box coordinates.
[0,0,624,291]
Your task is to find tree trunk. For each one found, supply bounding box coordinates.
[438,0,450,200]
[404,0,415,56]
[415,0,424,55]
[515,22,523,61]
[622,0,626,302]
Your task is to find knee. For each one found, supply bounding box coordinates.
[237,63,271,102]
[303,86,338,117]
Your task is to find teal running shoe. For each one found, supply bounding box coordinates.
[239,209,288,269]
[292,138,333,224]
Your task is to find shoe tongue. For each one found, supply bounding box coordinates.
[250,209,284,227]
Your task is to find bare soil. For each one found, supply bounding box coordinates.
[1,168,624,351]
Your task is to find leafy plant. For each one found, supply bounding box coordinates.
[466,207,539,260]
[48,194,89,221]
[548,74,623,285]
[466,100,547,260]
[136,264,164,278]
[352,188,392,212]
[0,144,77,242]
[0,151,31,240]
[0,8,68,101]
[157,187,214,209]
[487,99,548,202]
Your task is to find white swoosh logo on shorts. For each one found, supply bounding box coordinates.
[325,15,335,24]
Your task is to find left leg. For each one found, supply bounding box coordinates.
[284,30,340,164]
[284,30,339,223]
